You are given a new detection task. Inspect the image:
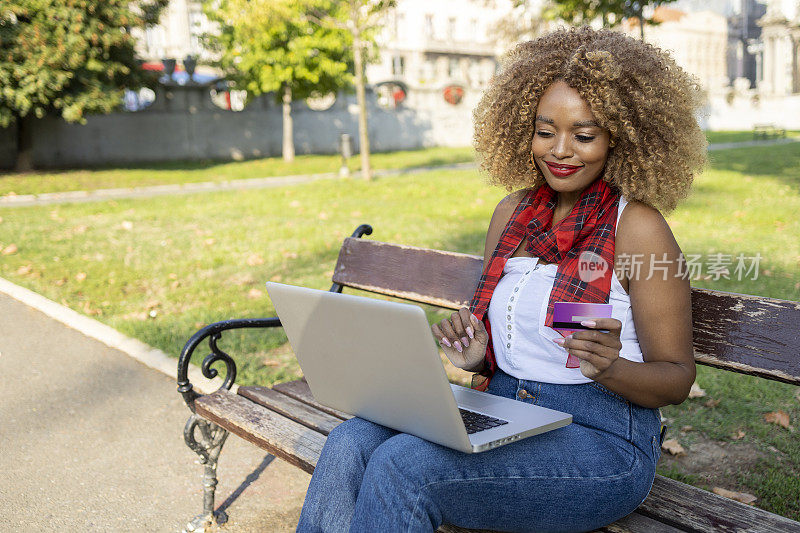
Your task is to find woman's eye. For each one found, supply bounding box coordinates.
[536,130,554,137]
[576,135,595,143]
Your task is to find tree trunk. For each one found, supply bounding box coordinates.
[14,113,34,172]
[353,33,372,181]
[639,8,645,41]
[282,85,295,162]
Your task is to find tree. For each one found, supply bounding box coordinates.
[202,0,354,162]
[495,0,673,40]
[306,0,395,181]
[0,1,168,171]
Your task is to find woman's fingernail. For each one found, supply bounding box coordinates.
[581,320,596,327]
[461,336,470,347]
[440,337,451,347]
[454,341,463,353]
[552,338,565,345]
[466,326,474,339]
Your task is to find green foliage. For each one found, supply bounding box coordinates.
[0,0,168,127]
[538,0,676,29]
[202,0,355,103]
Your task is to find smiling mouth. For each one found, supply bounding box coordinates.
[544,161,584,176]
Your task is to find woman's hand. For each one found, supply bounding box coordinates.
[431,308,489,371]
[553,318,623,380]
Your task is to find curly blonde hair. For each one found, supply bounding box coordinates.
[472,26,708,213]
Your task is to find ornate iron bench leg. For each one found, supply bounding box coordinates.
[183,413,229,532]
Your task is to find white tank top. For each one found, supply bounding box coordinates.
[487,196,643,384]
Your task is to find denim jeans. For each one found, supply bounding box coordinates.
[296,368,662,533]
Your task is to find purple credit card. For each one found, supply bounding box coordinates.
[552,301,613,335]
[553,302,613,368]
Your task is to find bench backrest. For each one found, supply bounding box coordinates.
[333,237,800,386]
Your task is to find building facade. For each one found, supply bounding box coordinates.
[757,0,800,95]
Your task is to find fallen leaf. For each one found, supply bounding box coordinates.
[246,253,265,266]
[145,300,160,310]
[75,272,87,282]
[73,224,87,234]
[764,410,790,429]
[688,382,707,398]
[0,216,4,223]
[270,274,283,282]
[55,278,66,286]
[661,439,686,456]
[732,429,746,440]
[712,487,757,505]
[289,200,301,208]
[248,288,263,299]
[318,212,329,220]
[16,265,32,275]
[168,273,178,280]
[681,425,693,432]
[2,244,18,255]
[282,251,298,259]
[204,238,215,246]
[170,280,180,290]
[704,398,720,408]
[263,360,280,367]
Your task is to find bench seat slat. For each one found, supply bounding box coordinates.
[238,385,343,436]
[272,379,352,420]
[638,475,800,532]
[195,389,325,475]
[438,510,686,533]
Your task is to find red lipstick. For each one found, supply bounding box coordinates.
[544,161,583,177]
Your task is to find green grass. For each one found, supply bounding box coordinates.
[0,145,475,197]
[705,130,800,144]
[1,142,799,519]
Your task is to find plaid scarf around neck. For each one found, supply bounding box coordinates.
[469,178,621,391]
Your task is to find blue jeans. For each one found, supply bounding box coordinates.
[296,368,662,533]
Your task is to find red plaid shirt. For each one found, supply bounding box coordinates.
[469,179,620,390]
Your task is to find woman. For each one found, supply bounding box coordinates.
[297,26,707,532]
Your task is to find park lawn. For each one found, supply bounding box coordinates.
[0,145,475,197]
[705,130,800,144]
[0,143,799,519]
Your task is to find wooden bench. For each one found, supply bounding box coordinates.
[177,224,800,532]
[753,124,787,140]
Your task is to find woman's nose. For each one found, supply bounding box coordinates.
[551,135,573,159]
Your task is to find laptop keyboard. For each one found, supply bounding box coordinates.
[459,408,510,434]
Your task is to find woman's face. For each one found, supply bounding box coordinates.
[531,80,611,196]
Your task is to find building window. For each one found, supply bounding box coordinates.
[425,14,434,38]
[392,55,405,76]
[447,17,456,40]
[448,57,459,78]
[394,13,405,39]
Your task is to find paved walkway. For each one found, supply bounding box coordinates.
[0,291,310,532]
[4,136,797,208]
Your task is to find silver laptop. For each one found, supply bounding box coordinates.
[265,282,572,453]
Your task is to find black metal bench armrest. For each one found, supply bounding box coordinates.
[177,317,283,410]
[177,223,373,411]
